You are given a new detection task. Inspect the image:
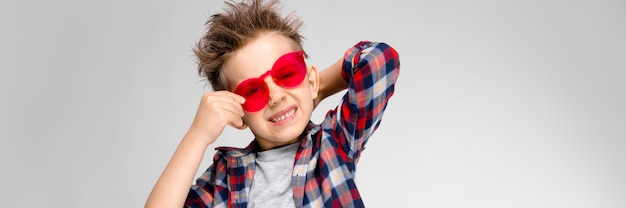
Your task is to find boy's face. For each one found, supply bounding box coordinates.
[223,32,319,150]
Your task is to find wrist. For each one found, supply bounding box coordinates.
[183,128,216,148]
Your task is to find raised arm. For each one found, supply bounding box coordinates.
[145,132,211,208]
[145,92,246,208]
[335,41,400,158]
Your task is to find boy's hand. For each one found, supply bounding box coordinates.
[315,58,348,108]
[186,91,247,146]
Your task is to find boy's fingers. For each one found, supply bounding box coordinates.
[201,92,245,116]
[227,114,247,130]
[206,93,244,104]
[232,121,248,130]
[200,91,247,129]
[221,99,245,117]
[211,91,246,104]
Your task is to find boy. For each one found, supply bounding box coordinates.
[145,0,399,207]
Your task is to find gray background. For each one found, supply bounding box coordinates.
[1,0,625,207]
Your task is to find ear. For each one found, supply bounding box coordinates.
[306,65,320,100]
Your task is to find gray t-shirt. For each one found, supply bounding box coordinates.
[248,142,300,208]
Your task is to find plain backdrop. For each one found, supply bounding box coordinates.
[1,0,625,207]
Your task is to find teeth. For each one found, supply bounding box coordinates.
[271,109,295,122]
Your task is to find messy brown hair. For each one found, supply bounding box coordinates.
[194,0,305,91]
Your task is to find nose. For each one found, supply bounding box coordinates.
[265,78,286,107]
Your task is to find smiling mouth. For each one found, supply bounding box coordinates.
[269,108,296,123]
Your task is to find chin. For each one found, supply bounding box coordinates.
[259,118,307,143]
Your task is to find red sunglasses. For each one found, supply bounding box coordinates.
[233,50,306,112]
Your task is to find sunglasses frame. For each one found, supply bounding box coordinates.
[233,50,306,112]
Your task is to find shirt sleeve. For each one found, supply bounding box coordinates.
[184,164,217,208]
[335,41,400,158]
[184,152,230,208]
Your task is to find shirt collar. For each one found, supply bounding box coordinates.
[214,121,321,158]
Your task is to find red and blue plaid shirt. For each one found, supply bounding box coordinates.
[185,41,400,208]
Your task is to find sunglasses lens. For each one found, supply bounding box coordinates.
[272,51,306,88]
[272,66,305,87]
[233,79,268,112]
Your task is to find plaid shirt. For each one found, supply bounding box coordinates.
[185,41,400,208]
